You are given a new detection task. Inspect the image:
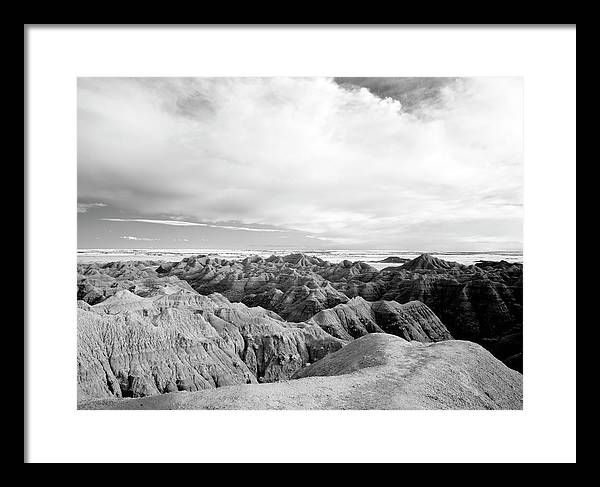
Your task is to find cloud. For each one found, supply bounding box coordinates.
[120,236,159,241]
[79,77,522,250]
[333,77,459,114]
[304,234,352,245]
[77,202,107,213]
[102,218,287,232]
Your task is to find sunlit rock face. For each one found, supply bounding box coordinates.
[309,296,452,343]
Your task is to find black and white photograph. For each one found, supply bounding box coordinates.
[25,25,576,463]
[76,76,524,410]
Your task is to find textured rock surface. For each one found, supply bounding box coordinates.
[309,297,452,342]
[160,253,354,322]
[77,285,344,401]
[77,251,523,408]
[370,256,523,371]
[78,253,523,370]
[77,260,192,305]
[147,252,523,370]
[399,253,467,271]
[80,334,523,410]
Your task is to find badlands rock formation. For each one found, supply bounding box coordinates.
[78,284,344,401]
[77,253,523,409]
[309,297,452,342]
[158,253,357,322]
[78,253,523,370]
[80,334,523,410]
[375,255,523,371]
[121,252,522,370]
[77,267,454,401]
[375,256,411,264]
[77,260,189,304]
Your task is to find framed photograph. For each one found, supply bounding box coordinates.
[25,24,576,463]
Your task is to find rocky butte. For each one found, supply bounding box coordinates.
[77,252,523,409]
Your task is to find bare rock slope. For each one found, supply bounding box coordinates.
[309,296,452,342]
[80,334,522,410]
[78,286,344,401]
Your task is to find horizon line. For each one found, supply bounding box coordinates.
[77,247,524,254]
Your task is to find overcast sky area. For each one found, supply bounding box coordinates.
[78,77,522,251]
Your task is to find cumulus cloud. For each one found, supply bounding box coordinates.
[78,77,522,250]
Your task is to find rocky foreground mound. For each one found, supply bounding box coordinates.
[80,334,522,410]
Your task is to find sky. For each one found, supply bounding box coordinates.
[78,77,523,251]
